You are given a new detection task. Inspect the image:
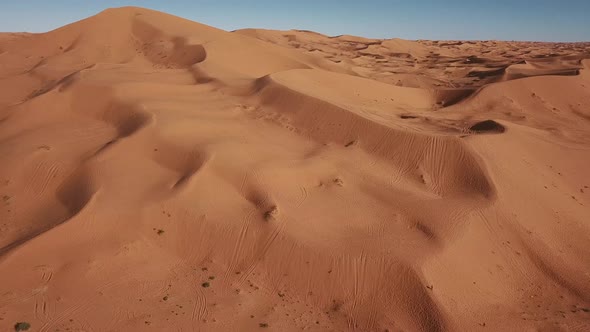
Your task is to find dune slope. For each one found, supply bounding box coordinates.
[1,7,589,332]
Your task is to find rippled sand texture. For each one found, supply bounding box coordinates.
[1,7,590,332]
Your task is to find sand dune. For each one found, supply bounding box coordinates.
[237,29,590,91]
[1,6,590,331]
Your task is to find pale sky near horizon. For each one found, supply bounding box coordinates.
[1,0,589,42]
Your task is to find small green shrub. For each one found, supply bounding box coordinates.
[14,322,31,331]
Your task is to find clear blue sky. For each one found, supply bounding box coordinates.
[1,0,589,41]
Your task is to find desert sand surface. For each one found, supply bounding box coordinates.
[1,7,590,332]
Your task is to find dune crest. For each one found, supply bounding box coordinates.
[1,7,589,331]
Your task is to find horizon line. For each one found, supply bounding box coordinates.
[2,6,589,44]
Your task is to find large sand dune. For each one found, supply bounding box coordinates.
[1,7,589,331]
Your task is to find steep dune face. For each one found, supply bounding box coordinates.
[1,6,590,332]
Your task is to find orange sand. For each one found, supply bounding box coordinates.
[1,7,590,331]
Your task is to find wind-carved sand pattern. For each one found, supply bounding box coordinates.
[0,7,589,332]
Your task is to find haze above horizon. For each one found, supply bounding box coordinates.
[1,0,589,42]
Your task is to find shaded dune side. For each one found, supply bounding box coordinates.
[131,19,208,69]
[505,62,581,80]
[0,166,96,259]
[252,247,451,331]
[525,245,590,303]
[469,120,506,134]
[500,54,588,81]
[0,75,200,261]
[151,139,211,191]
[100,103,153,139]
[440,55,589,109]
[466,56,586,84]
[447,62,590,143]
[432,88,475,107]
[500,218,590,306]
[249,73,495,200]
[0,7,223,105]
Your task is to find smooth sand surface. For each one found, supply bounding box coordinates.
[1,7,590,331]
